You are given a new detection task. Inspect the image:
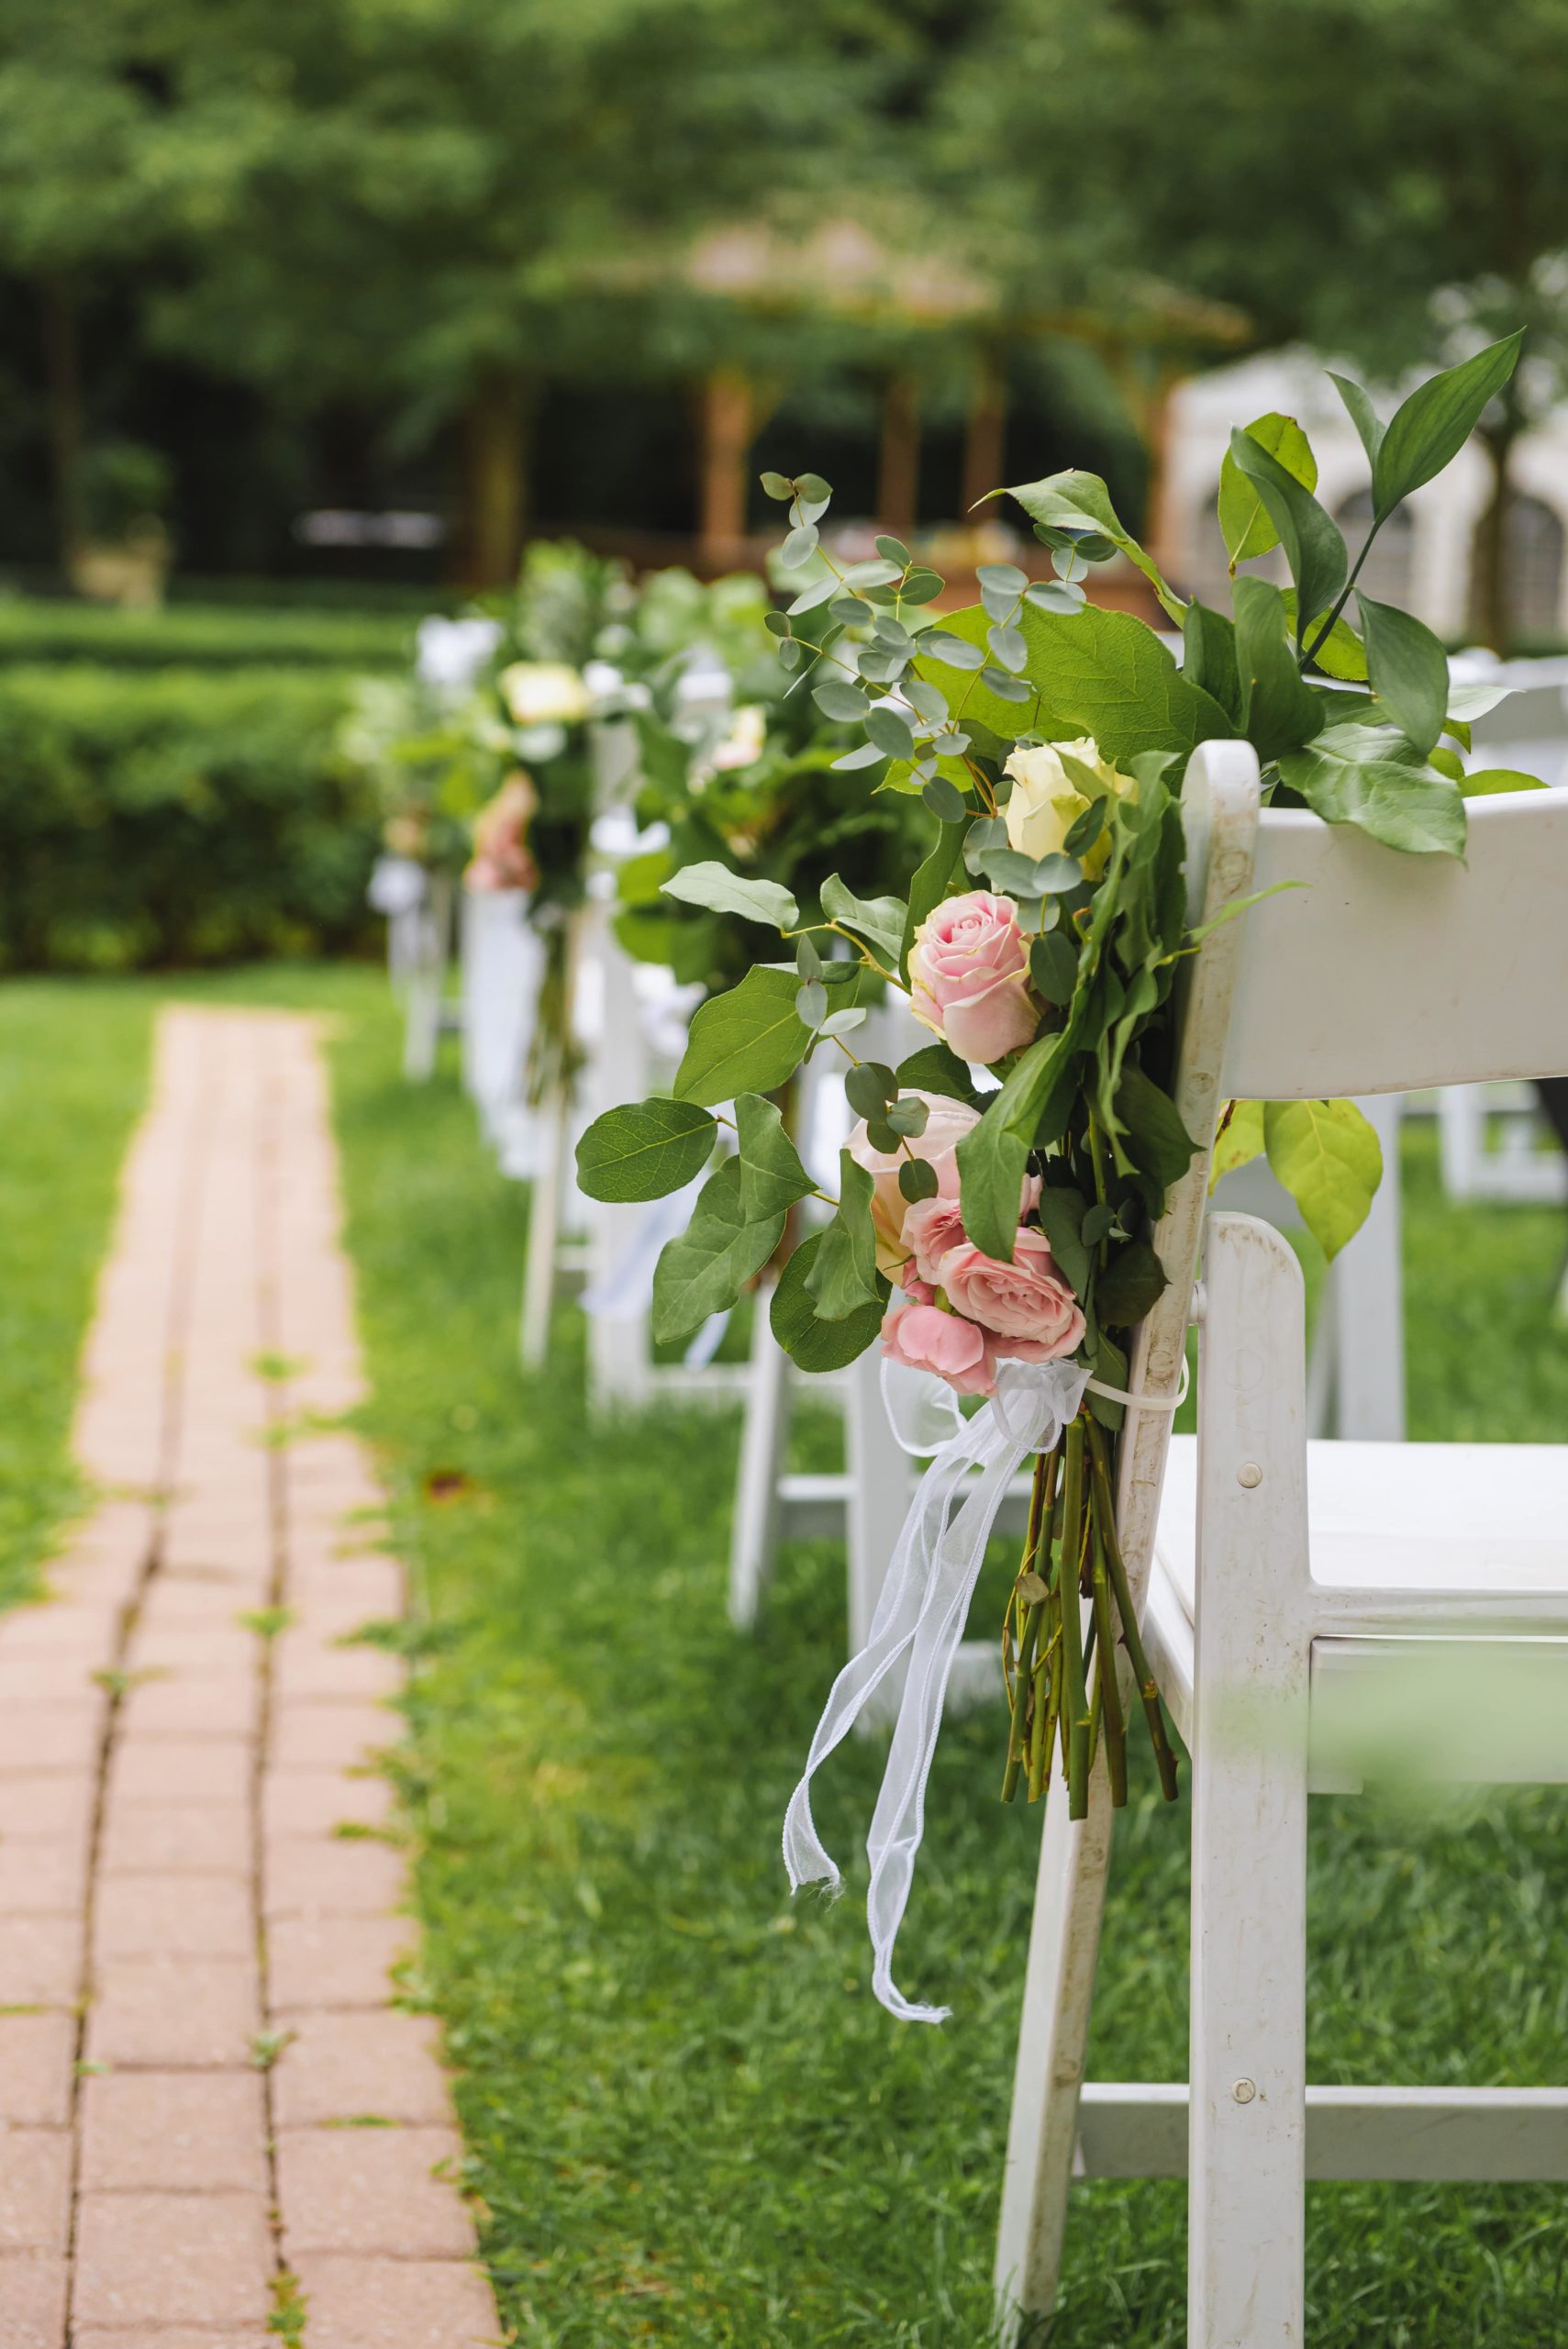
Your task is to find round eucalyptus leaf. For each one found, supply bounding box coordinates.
[897,1157,940,1204]
[795,979,828,1030]
[845,1063,897,1119]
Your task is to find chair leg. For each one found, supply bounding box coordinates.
[1189,1213,1311,2347]
[994,1768,1117,2343]
[728,1286,791,1630]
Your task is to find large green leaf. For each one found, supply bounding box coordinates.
[771,1231,884,1371]
[1095,1237,1169,1328]
[662,862,798,930]
[1209,1098,1265,1189]
[673,964,854,1106]
[1004,469,1185,622]
[955,1029,1073,1263]
[1328,372,1385,470]
[1465,767,1548,796]
[896,1042,984,1107]
[818,873,906,964]
[1227,427,1347,628]
[1278,724,1466,857]
[1035,1184,1092,1299]
[919,601,1232,766]
[651,1159,784,1342]
[734,1093,815,1222]
[1281,592,1367,682]
[1373,332,1524,518]
[1356,594,1448,758]
[1181,599,1241,720]
[1264,1098,1382,1260]
[575,1098,717,1203]
[806,1151,882,1319]
[1114,1063,1197,1193]
[1233,577,1324,763]
[1218,412,1318,571]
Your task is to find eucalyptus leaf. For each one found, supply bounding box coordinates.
[988,621,1028,674]
[1264,1098,1383,1260]
[771,1232,884,1371]
[918,631,985,671]
[902,569,945,604]
[896,1042,984,1107]
[795,979,828,1029]
[844,1063,896,1119]
[760,471,794,502]
[806,1151,883,1319]
[1005,469,1185,622]
[575,1098,717,1203]
[875,534,911,565]
[813,680,871,723]
[819,873,907,962]
[831,742,886,772]
[661,863,798,930]
[1029,930,1078,1005]
[735,1093,816,1222]
[817,1008,868,1037]
[865,706,916,760]
[780,524,818,570]
[651,1159,784,1343]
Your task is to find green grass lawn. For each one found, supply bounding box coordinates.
[5,965,1567,2344]
[0,980,155,1605]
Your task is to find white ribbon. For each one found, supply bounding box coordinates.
[783,1354,1092,2024]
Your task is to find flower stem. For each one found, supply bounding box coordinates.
[1084,1418,1180,1801]
[1091,1522,1129,1806]
[1057,1419,1090,1819]
[1001,1445,1055,1802]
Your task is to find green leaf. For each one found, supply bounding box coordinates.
[673,965,853,1106]
[1264,1098,1383,1261]
[759,471,794,502]
[1181,600,1241,719]
[1328,373,1385,470]
[734,1094,815,1222]
[1277,726,1466,857]
[806,1151,882,1319]
[1233,576,1324,763]
[898,1157,940,1204]
[662,863,798,930]
[651,1160,784,1342]
[1035,1186,1091,1299]
[819,873,906,963]
[866,706,916,760]
[1218,414,1317,570]
[1373,332,1523,518]
[1465,767,1548,796]
[813,681,870,723]
[1029,930,1077,1006]
[955,1030,1073,1262]
[1281,592,1367,682]
[900,821,966,976]
[575,1099,717,1203]
[1005,469,1185,622]
[1114,1063,1197,1194]
[1209,1098,1265,1190]
[771,1232,884,1371]
[1095,1238,1169,1328]
[895,1043,983,1106]
[1356,594,1449,758]
[1227,426,1347,626]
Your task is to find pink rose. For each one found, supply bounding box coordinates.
[901,1194,967,1286]
[908,891,1039,1065]
[848,1091,977,1276]
[936,1226,1084,1360]
[881,1301,996,1397]
[465,773,539,894]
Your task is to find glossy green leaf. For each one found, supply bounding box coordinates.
[1277,726,1466,857]
[806,1151,882,1319]
[955,1030,1072,1262]
[1181,599,1241,719]
[1114,1063,1197,1193]
[1035,1185,1091,1299]
[1373,333,1523,518]
[673,965,852,1106]
[1328,373,1385,470]
[1095,1238,1169,1328]
[895,1042,983,1106]
[651,1160,784,1342]
[1218,414,1317,570]
[574,1099,717,1203]
[1465,767,1548,795]
[735,1094,815,1223]
[1227,426,1346,627]
[1264,1098,1383,1261]
[1356,594,1449,758]
[819,874,906,963]
[771,1232,884,1371]
[1281,591,1367,681]
[661,862,798,930]
[1233,576,1324,763]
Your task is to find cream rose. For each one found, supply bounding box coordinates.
[1004,736,1136,878]
[499,661,591,727]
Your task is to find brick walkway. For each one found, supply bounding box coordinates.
[0,1008,499,2347]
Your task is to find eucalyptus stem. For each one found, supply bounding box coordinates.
[1057,1419,1090,1819]
[1084,1417,1180,1802]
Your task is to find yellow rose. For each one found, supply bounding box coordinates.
[499,661,591,727]
[1003,737,1136,879]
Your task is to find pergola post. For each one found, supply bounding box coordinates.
[962,345,1007,518]
[878,373,920,535]
[698,366,754,563]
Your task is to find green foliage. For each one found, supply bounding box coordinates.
[651,1159,783,1344]
[0,663,378,970]
[734,1094,815,1223]
[1218,413,1318,572]
[770,1230,885,1371]
[1370,332,1526,518]
[804,1151,881,1320]
[1355,595,1449,759]
[672,965,853,1108]
[661,863,798,930]
[574,1100,717,1204]
[1264,1098,1384,1260]
[1226,427,1347,630]
[0,599,411,671]
[1278,726,1466,858]
[1232,576,1324,763]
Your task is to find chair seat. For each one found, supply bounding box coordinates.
[1142,1438,1568,1783]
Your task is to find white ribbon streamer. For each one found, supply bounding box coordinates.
[783,1354,1092,2024]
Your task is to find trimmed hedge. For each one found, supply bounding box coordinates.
[0,664,382,970]
[0,598,413,671]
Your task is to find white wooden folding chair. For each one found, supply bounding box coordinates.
[401,870,455,1083]
[995,744,1568,2346]
[1437,1081,1568,1207]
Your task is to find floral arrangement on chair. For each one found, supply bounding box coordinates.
[576,334,1537,2010]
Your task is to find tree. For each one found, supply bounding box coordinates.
[944,0,1568,644]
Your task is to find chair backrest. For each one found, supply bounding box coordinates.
[1222,785,1568,1100]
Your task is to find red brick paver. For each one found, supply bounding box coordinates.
[4,1009,498,2347]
